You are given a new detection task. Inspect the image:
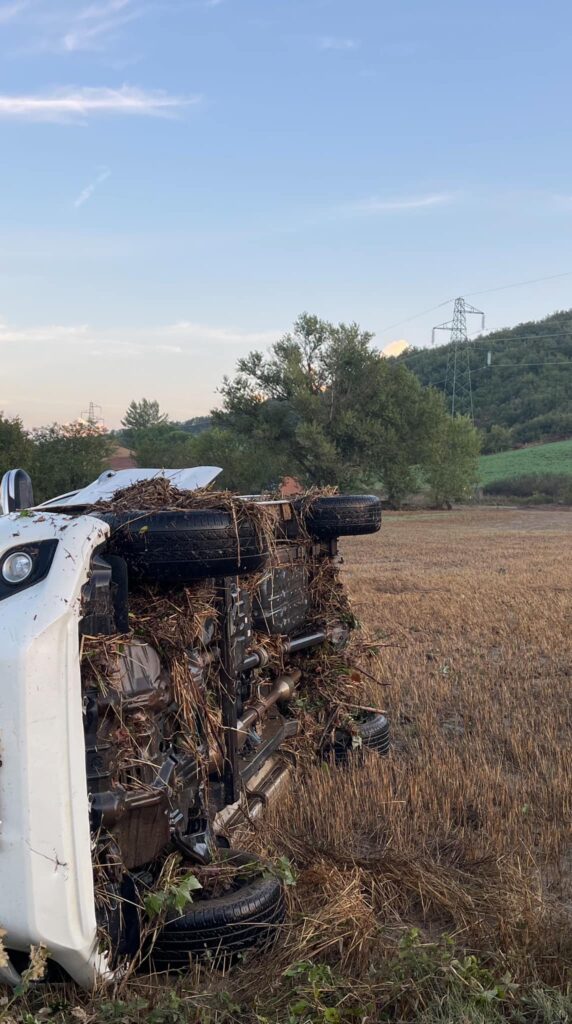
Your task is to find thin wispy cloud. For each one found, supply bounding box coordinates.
[166,321,278,346]
[87,342,185,357]
[0,320,277,351]
[0,323,91,344]
[346,193,455,214]
[0,0,30,22]
[4,0,151,55]
[79,0,132,18]
[0,0,28,21]
[0,86,200,123]
[319,36,359,51]
[63,0,141,52]
[73,167,111,208]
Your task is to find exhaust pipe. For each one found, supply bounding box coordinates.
[236,669,301,746]
[208,669,301,771]
[240,631,326,672]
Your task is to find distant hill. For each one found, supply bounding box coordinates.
[396,309,572,450]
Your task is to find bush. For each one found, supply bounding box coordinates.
[481,424,513,454]
[483,472,572,503]
[511,413,572,445]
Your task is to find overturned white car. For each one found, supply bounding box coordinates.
[0,467,385,988]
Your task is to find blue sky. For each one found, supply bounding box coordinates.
[1,0,572,426]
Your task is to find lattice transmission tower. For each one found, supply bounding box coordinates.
[432,298,485,420]
[81,402,104,429]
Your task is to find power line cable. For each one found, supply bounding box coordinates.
[378,298,454,334]
[379,271,572,336]
[464,271,572,299]
[476,331,572,341]
[476,361,572,370]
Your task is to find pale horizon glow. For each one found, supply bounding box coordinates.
[0,317,281,427]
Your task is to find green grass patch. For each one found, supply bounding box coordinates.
[5,933,572,1024]
[480,438,572,485]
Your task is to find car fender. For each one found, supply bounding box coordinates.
[0,512,111,987]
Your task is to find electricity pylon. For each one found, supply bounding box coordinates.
[81,402,104,428]
[432,298,485,420]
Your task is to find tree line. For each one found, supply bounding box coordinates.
[0,314,480,507]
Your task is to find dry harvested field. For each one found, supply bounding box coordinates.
[8,507,572,1024]
[242,507,572,1021]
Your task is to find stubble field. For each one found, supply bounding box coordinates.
[243,507,572,1021]
[8,508,572,1023]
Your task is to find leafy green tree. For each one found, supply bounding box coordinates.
[131,424,196,469]
[425,415,481,508]
[190,427,279,492]
[481,424,513,454]
[30,422,113,503]
[133,422,277,492]
[216,312,457,503]
[178,416,213,436]
[0,413,33,477]
[121,398,168,438]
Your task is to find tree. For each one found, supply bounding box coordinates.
[481,424,513,454]
[122,399,168,436]
[30,422,113,503]
[190,427,279,492]
[131,424,195,469]
[425,415,481,508]
[215,312,459,503]
[133,422,277,492]
[179,416,213,436]
[0,413,33,477]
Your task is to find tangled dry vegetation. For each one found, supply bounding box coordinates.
[5,507,572,1023]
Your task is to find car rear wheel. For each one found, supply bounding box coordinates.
[149,850,286,969]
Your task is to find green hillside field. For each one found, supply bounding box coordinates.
[480,439,572,485]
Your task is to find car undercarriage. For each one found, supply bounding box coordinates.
[0,468,385,985]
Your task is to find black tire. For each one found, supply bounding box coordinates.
[150,851,286,968]
[100,510,269,584]
[357,712,390,754]
[331,712,390,764]
[300,495,382,540]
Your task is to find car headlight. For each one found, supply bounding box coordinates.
[2,550,34,584]
[0,540,58,601]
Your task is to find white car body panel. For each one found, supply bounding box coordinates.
[38,466,223,510]
[0,511,111,987]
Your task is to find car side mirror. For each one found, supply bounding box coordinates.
[0,469,35,514]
